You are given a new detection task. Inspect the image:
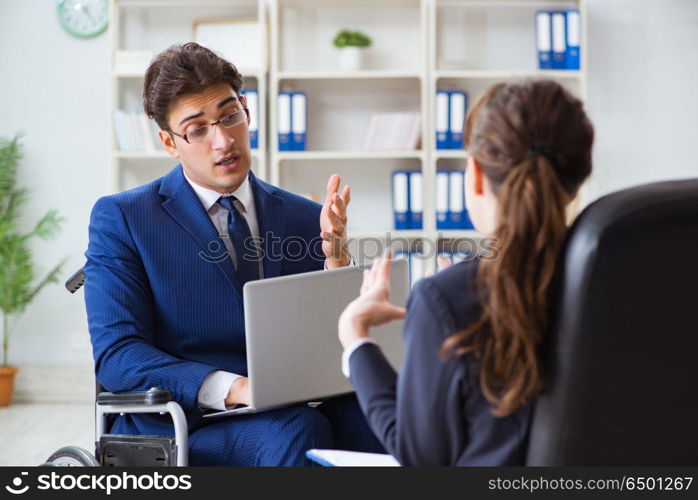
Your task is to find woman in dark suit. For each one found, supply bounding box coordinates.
[338,80,595,466]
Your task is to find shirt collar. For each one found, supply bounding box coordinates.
[182,168,253,214]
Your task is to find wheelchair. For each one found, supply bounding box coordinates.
[42,268,189,467]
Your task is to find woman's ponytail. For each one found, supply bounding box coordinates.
[442,80,594,416]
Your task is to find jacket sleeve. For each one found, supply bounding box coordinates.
[348,277,470,465]
[84,196,218,411]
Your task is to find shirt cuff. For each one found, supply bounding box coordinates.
[341,338,378,378]
[197,370,242,411]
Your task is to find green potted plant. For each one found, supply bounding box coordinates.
[0,134,66,406]
[333,29,372,71]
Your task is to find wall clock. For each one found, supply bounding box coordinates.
[57,0,108,39]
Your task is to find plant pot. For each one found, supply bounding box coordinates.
[0,365,19,406]
[337,46,364,71]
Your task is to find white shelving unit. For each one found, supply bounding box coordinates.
[107,0,588,271]
[108,0,268,192]
[429,0,589,246]
[269,0,430,267]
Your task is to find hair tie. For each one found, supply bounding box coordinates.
[525,144,557,167]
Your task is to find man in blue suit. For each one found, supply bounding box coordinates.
[84,43,383,465]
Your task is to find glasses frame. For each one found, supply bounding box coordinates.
[169,106,250,145]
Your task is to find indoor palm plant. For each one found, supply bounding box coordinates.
[333,29,372,71]
[0,134,66,406]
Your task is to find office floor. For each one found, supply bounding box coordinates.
[0,403,94,466]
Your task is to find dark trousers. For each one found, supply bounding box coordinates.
[187,394,384,466]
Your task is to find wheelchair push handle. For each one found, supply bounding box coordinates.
[65,267,85,294]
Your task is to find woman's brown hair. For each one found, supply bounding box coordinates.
[443,80,594,417]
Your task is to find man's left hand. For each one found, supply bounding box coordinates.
[320,174,351,269]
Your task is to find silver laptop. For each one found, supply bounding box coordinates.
[204,259,408,418]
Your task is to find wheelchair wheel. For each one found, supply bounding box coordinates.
[44,446,100,466]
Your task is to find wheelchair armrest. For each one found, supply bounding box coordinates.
[97,387,173,406]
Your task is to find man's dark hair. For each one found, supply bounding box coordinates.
[143,42,244,130]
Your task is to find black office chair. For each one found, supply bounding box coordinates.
[43,269,189,466]
[527,178,698,465]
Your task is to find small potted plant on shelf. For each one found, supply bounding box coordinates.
[333,29,372,71]
[0,134,66,406]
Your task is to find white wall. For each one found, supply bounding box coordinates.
[0,0,696,366]
[585,0,698,198]
[0,0,108,366]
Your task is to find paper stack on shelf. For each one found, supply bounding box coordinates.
[113,110,163,152]
[362,112,421,151]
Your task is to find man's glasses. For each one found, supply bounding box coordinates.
[169,107,249,144]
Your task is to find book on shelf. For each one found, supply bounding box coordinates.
[361,112,421,151]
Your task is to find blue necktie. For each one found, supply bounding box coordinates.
[218,196,260,287]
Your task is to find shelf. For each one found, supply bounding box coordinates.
[435,70,583,80]
[437,1,579,7]
[435,150,468,159]
[115,67,265,79]
[350,230,427,240]
[436,230,481,239]
[114,151,169,159]
[118,0,242,7]
[276,150,423,161]
[349,229,482,240]
[114,150,263,159]
[276,70,422,81]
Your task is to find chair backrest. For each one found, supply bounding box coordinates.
[526,178,698,465]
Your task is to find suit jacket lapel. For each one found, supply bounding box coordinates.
[249,171,286,280]
[159,165,243,299]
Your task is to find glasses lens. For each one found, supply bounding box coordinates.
[220,110,246,129]
[187,126,210,143]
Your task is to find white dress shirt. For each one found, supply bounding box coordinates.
[183,170,259,410]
